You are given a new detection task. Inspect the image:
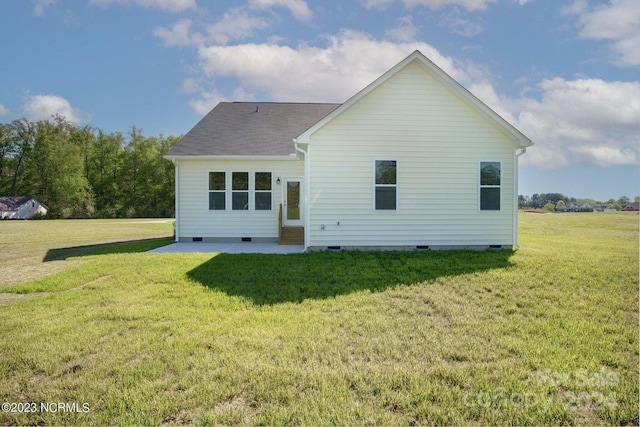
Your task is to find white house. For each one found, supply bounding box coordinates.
[0,196,48,219]
[166,51,533,250]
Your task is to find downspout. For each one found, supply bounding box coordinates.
[294,140,309,251]
[173,158,180,242]
[513,148,527,247]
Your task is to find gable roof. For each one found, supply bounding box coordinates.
[294,50,532,148]
[167,102,340,158]
[0,196,37,211]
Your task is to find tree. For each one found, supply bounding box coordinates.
[543,202,555,212]
[89,130,124,217]
[0,116,176,218]
[7,118,37,196]
[617,196,630,207]
[556,200,565,210]
[0,123,14,194]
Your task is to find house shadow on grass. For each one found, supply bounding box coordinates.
[187,250,515,305]
[43,237,173,262]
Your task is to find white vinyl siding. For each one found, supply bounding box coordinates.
[176,159,303,241]
[307,60,517,248]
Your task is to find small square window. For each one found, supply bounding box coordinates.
[209,192,225,210]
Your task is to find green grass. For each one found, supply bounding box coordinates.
[0,219,173,286]
[0,213,637,425]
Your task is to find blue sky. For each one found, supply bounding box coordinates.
[1,0,638,201]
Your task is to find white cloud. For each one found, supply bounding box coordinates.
[188,89,227,115]
[206,9,269,45]
[154,18,198,46]
[22,94,85,124]
[154,9,270,47]
[90,0,196,13]
[439,11,484,36]
[514,78,640,168]
[565,0,640,66]
[248,0,313,22]
[0,104,10,116]
[362,0,497,12]
[33,0,56,16]
[385,16,419,42]
[194,30,468,104]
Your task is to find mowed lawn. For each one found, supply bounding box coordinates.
[0,219,173,287]
[0,213,637,425]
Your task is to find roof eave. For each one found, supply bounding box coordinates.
[165,154,298,161]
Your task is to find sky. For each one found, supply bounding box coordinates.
[1,0,638,201]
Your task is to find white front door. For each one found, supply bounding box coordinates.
[283,178,303,226]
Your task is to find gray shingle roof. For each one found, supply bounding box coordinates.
[167,102,341,157]
[0,196,37,211]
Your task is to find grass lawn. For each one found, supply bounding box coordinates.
[0,213,637,425]
[0,219,173,287]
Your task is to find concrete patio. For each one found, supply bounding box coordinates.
[148,242,305,254]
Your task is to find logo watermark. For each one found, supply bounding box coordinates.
[1,402,90,414]
[463,368,619,411]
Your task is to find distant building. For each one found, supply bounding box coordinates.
[623,202,639,211]
[0,196,48,219]
[563,202,594,212]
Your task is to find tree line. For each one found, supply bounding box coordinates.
[0,116,178,218]
[519,193,639,211]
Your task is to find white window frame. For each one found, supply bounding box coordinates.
[209,171,274,212]
[479,161,502,212]
[208,171,226,211]
[231,171,250,211]
[254,171,273,211]
[373,160,398,212]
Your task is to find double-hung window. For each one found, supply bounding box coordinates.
[480,161,501,211]
[208,172,226,210]
[232,172,249,210]
[375,160,397,210]
[254,172,272,210]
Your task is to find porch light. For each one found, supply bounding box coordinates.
[276,177,281,185]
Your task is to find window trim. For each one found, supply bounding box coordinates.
[373,159,398,212]
[254,172,273,211]
[208,170,274,212]
[208,171,226,211]
[479,161,502,212]
[232,171,250,211]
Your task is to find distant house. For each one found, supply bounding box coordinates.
[564,202,594,212]
[0,196,48,219]
[623,202,639,211]
[166,51,533,250]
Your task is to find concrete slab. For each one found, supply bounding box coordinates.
[148,242,305,254]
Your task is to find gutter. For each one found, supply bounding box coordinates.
[294,139,309,251]
[172,158,180,242]
[165,154,297,162]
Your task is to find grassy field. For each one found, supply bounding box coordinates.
[0,219,173,287]
[0,213,637,425]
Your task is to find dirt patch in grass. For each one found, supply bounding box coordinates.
[0,291,50,306]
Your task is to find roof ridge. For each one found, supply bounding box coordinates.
[230,101,342,105]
